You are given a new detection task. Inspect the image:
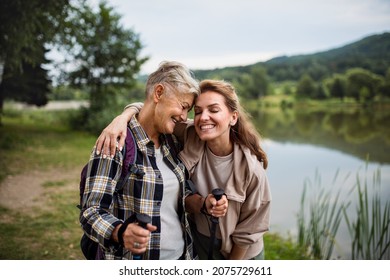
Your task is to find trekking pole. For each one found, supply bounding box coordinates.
[133,213,152,260]
[208,188,225,260]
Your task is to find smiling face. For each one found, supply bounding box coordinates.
[194,90,238,144]
[154,83,195,134]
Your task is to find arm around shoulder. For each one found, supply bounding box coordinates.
[95,102,144,158]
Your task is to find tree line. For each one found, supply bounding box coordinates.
[194,32,390,103]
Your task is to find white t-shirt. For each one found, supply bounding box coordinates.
[155,147,184,259]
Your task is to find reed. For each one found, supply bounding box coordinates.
[297,169,350,259]
[344,167,390,259]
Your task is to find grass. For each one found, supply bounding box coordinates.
[0,108,95,181]
[0,107,302,260]
[0,191,83,260]
[263,233,310,260]
[0,107,95,259]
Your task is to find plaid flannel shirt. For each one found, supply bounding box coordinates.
[80,116,196,260]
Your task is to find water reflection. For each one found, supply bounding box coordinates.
[252,107,390,164]
[251,107,390,259]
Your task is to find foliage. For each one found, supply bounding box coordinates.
[1,46,51,106]
[0,0,72,111]
[345,68,384,102]
[0,0,70,71]
[65,1,147,108]
[0,0,147,132]
[328,75,347,100]
[59,1,147,132]
[67,93,127,135]
[297,170,348,259]
[344,167,390,260]
[233,66,271,99]
[49,85,89,101]
[296,74,317,99]
[297,166,389,260]
[380,68,390,98]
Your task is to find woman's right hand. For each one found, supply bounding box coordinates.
[122,223,157,254]
[95,114,130,158]
[95,105,141,158]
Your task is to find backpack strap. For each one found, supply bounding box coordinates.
[121,127,137,179]
[115,127,144,192]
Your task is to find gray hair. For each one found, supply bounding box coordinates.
[145,61,200,97]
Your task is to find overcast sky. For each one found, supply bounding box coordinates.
[94,0,390,74]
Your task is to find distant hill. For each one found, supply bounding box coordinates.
[194,32,390,82]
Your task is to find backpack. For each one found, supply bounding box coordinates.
[78,127,138,260]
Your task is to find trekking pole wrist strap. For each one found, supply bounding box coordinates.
[117,214,137,246]
[201,197,210,216]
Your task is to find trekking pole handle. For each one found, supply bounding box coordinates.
[133,213,152,260]
[212,188,225,201]
[210,188,225,223]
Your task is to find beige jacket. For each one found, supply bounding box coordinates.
[178,124,271,259]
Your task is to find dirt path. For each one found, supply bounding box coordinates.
[0,168,81,213]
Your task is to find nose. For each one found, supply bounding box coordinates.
[199,110,210,121]
[180,108,189,121]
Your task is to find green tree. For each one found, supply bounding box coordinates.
[314,84,327,100]
[345,68,383,102]
[235,73,255,99]
[378,68,390,99]
[329,76,346,100]
[0,0,71,114]
[0,46,50,106]
[296,74,316,99]
[66,1,147,132]
[235,66,270,99]
[250,66,270,98]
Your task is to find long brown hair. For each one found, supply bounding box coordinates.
[199,79,268,169]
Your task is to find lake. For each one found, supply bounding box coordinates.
[251,106,390,259]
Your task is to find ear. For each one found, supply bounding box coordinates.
[230,111,238,126]
[153,84,164,103]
